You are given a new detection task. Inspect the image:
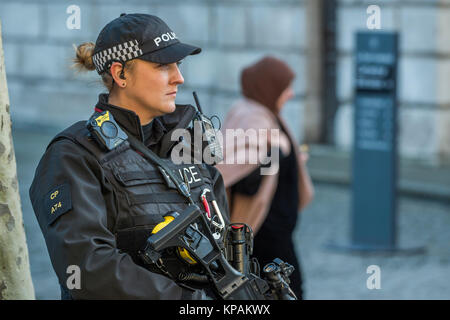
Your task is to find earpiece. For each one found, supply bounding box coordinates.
[119,68,126,80]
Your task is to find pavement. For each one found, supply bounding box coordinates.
[292,145,450,299]
[12,128,450,300]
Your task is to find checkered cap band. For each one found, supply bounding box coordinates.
[92,39,143,74]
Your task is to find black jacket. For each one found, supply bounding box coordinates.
[29,94,229,299]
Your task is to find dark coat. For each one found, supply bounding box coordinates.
[29,94,229,299]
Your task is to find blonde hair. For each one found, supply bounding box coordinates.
[72,42,135,92]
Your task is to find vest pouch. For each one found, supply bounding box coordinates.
[114,170,163,187]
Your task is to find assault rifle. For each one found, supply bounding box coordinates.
[139,205,296,300]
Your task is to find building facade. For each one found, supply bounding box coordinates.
[1,0,449,164]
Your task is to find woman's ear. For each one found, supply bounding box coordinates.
[109,62,126,87]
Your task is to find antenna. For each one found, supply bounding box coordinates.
[192,91,204,114]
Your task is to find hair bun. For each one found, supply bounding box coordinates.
[73,42,96,71]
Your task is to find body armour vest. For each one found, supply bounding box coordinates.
[48,121,227,271]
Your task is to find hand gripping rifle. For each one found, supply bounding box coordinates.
[138,205,297,300]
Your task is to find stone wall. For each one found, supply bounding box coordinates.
[0,0,308,143]
[335,0,450,164]
[2,0,449,163]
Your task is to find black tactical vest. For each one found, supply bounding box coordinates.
[49,121,223,267]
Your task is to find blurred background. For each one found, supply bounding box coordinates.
[0,0,449,299]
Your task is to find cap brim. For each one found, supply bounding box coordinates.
[139,42,201,64]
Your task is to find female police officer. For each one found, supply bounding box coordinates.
[29,13,229,300]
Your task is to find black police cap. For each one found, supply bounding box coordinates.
[92,13,201,74]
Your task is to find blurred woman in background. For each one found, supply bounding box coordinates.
[217,56,314,299]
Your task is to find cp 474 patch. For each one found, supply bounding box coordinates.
[44,183,72,225]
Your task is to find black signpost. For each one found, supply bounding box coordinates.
[327,31,424,254]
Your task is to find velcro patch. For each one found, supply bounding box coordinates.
[176,165,204,189]
[44,183,72,226]
[157,165,204,190]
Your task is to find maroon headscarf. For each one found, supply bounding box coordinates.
[241,56,295,115]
